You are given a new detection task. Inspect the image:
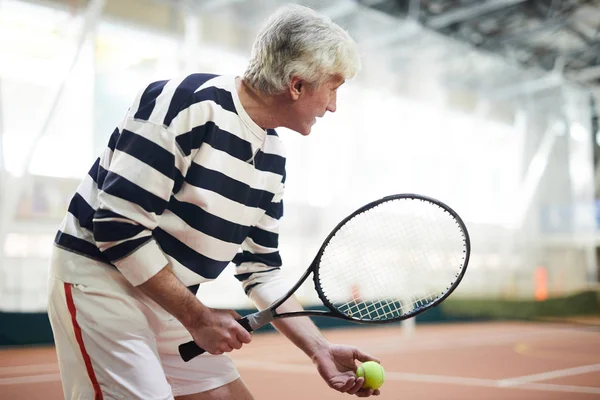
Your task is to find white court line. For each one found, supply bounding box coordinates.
[0,364,57,376]
[385,372,600,395]
[517,382,600,395]
[234,360,600,395]
[0,373,61,385]
[4,359,600,395]
[498,363,600,386]
[385,371,499,388]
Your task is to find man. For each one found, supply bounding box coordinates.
[48,4,381,399]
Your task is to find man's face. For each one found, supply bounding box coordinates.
[287,75,345,136]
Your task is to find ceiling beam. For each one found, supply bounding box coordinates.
[408,0,420,20]
[427,0,528,29]
[482,18,567,47]
[571,65,600,83]
[360,0,387,6]
[488,72,564,100]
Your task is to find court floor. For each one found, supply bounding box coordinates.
[1,321,599,399]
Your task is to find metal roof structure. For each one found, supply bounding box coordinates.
[362,0,600,90]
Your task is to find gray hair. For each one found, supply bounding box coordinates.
[243,4,361,94]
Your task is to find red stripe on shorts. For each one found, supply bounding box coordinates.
[64,283,104,400]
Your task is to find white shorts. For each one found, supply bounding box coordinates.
[47,247,240,400]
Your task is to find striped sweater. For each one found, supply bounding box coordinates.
[54,74,286,294]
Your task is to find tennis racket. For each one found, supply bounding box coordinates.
[179,193,470,362]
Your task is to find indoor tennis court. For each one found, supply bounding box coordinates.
[2,322,600,399]
[1,0,600,399]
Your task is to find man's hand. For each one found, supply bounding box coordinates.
[137,266,252,355]
[312,344,381,397]
[189,309,253,355]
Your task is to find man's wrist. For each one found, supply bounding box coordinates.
[180,303,212,331]
[307,337,331,360]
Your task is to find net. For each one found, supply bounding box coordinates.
[316,196,469,322]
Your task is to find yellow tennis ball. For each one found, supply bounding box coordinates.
[356,361,385,390]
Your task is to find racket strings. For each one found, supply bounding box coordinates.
[316,198,467,322]
[325,212,408,319]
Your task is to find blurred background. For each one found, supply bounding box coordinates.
[1,1,600,398]
[2,0,599,311]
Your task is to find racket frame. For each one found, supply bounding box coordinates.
[249,193,471,328]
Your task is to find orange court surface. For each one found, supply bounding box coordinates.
[1,321,599,400]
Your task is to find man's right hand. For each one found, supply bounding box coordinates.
[189,309,253,355]
[137,266,253,356]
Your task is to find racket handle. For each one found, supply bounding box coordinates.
[178,317,255,362]
[178,340,204,362]
[237,316,254,332]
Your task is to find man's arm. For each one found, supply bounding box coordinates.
[263,292,329,357]
[138,265,251,355]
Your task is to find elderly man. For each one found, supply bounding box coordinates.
[48,4,381,399]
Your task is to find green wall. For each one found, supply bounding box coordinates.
[2,289,597,347]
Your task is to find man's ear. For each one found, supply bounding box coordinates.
[289,76,303,100]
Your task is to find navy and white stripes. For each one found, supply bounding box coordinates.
[54,74,286,293]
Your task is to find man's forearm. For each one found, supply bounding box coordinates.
[271,295,330,358]
[137,265,209,330]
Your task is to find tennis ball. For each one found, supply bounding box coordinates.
[356,361,385,390]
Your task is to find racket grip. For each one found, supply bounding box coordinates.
[237,316,254,332]
[178,317,255,362]
[179,340,204,362]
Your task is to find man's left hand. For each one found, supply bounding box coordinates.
[312,344,381,397]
